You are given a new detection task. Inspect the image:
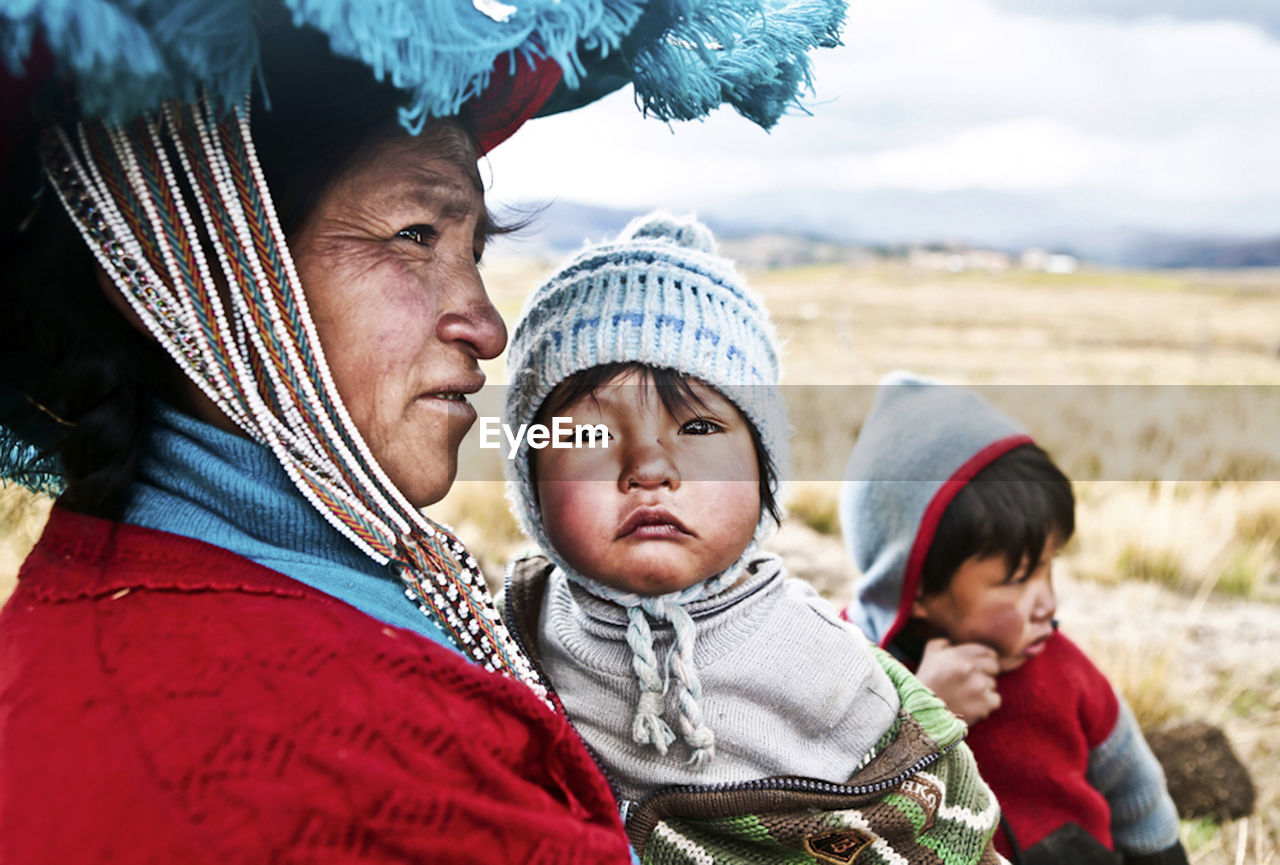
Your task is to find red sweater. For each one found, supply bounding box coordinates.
[965,632,1119,857]
[0,507,633,865]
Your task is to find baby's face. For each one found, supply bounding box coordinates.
[912,538,1060,672]
[534,369,761,596]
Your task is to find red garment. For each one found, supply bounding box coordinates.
[964,632,1119,858]
[1,507,633,865]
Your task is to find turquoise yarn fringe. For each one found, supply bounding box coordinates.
[0,430,64,497]
[1,0,844,133]
[0,0,641,131]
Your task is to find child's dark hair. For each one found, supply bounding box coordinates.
[533,361,781,523]
[920,444,1074,595]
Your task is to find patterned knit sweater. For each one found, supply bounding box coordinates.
[506,556,1006,865]
[0,509,634,865]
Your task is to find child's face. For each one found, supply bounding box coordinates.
[534,369,761,596]
[912,537,1060,672]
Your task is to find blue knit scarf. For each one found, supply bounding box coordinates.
[123,403,459,651]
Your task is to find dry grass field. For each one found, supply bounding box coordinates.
[3,256,1279,861]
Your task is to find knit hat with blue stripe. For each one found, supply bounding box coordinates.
[504,210,787,768]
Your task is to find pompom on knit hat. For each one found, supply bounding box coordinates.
[504,210,788,768]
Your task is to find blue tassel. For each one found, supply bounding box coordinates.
[2,0,168,120]
[630,0,846,129]
[0,430,64,497]
[2,0,843,131]
[150,0,260,112]
[287,0,645,133]
[2,0,645,129]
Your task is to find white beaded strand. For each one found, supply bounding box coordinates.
[226,97,412,538]
[44,101,550,704]
[104,121,254,434]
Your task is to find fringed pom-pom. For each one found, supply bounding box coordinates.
[0,429,65,497]
[629,0,846,129]
[0,0,645,129]
[619,211,717,254]
[0,0,265,123]
[3,0,842,133]
[289,0,646,133]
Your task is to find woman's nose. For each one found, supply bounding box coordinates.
[437,265,507,360]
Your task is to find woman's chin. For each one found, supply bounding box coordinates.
[376,444,459,510]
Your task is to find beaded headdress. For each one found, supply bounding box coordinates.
[1,0,844,701]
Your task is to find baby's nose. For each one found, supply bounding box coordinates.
[623,440,679,490]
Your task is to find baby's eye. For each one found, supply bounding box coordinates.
[396,224,438,246]
[578,426,612,445]
[680,418,723,436]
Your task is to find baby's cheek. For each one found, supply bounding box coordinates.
[538,483,595,544]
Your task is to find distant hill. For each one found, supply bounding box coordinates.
[1117,235,1280,269]
[491,198,1280,269]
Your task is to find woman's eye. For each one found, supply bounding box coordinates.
[681,418,723,436]
[396,224,437,246]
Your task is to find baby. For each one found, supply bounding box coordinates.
[502,213,1003,864]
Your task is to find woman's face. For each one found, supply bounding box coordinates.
[290,125,506,507]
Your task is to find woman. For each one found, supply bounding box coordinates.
[0,1,843,862]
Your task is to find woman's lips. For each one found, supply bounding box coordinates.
[416,379,483,421]
[617,506,691,539]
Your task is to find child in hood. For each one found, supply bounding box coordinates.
[840,372,1186,865]
[501,214,1004,865]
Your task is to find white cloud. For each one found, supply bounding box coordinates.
[483,0,1280,233]
[990,0,1280,37]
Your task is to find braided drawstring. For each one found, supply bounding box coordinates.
[626,606,676,754]
[664,602,716,767]
[559,556,754,769]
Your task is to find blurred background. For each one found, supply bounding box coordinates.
[4,0,1279,861]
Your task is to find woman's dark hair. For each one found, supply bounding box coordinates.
[531,361,782,524]
[919,444,1075,596]
[0,17,496,519]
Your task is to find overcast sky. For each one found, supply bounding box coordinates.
[484,0,1280,237]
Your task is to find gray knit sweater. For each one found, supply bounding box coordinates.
[526,552,901,806]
